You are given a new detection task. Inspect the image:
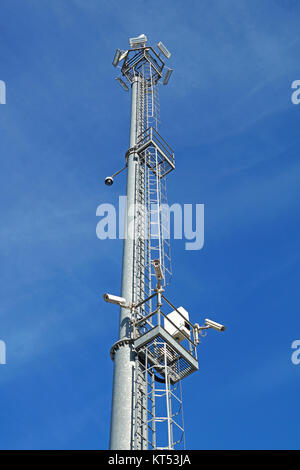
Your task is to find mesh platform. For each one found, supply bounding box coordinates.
[136,127,175,178]
[134,325,199,384]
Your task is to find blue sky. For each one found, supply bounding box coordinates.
[0,0,300,450]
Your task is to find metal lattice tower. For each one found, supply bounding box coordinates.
[105,34,225,451]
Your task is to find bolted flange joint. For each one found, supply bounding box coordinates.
[110,338,134,361]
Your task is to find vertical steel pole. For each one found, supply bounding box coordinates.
[109,77,139,450]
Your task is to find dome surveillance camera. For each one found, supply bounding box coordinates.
[105,176,114,186]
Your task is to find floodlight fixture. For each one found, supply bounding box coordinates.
[112,49,122,67]
[129,34,148,48]
[119,50,128,62]
[115,77,129,91]
[163,68,173,85]
[157,41,171,59]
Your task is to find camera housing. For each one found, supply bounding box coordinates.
[205,318,226,332]
[103,293,126,306]
[153,259,163,281]
[164,306,190,343]
[105,176,114,186]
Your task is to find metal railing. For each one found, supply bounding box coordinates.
[132,292,198,362]
[137,127,174,165]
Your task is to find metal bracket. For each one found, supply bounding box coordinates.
[110,338,134,361]
[125,145,138,163]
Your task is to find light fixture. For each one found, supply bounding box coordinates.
[119,50,128,62]
[157,41,171,59]
[115,77,129,91]
[129,34,148,48]
[163,68,173,85]
[112,49,122,67]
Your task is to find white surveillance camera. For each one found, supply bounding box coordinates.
[205,318,226,332]
[103,293,126,306]
[105,176,114,186]
[153,259,163,281]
